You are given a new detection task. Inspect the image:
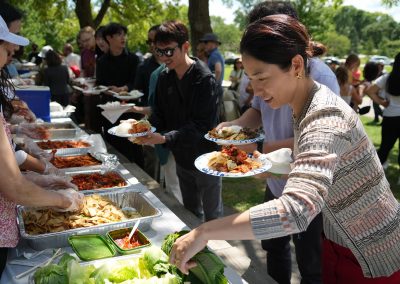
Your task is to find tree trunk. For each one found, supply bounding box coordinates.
[75,0,94,28]
[188,0,212,56]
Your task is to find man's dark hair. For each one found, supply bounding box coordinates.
[103,22,128,44]
[363,62,380,82]
[154,20,189,47]
[45,50,62,67]
[149,24,160,33]
[0,2,24,27]
[248,1,298,24]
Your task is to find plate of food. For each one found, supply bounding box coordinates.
[194,145,272,177]
[113,90,144,100]
[205,125,264,145]
[108,119,156,138]
[97,101,135,111]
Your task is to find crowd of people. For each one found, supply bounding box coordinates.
[0,0,400,283]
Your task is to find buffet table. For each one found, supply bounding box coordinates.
[0,162,249,283]
[1,118,254,283]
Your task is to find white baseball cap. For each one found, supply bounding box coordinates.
[38,45,53,58]
[0,15,29,46]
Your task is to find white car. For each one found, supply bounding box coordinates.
[369,55,393,65]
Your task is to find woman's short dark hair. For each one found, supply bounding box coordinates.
[95,26,106,39]
[335,66,349,86]
[363,62,380,82]
[387,52,400,96]
[45,50,62,67]
[154,20,189,47]
[240,14,311,73]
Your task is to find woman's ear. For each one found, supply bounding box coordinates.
[291,54,305,76]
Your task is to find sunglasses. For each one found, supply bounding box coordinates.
[155,46,179,57]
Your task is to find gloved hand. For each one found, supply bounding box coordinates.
[42,159,61,175]
[22,137,55,161]
[54,188,85,212]
[23,171,77,190]
[16,123,50,139]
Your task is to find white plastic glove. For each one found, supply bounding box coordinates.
[23,171,77,190]
[22,137,54,161]
[42,159,62,175]
[16,123,50,139]
[55,188,85,212]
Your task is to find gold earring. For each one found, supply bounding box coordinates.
[296,73,302,79]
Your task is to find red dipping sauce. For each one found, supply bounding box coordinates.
[114,233,142,249]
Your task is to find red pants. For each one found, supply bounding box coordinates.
[323,238,400,284]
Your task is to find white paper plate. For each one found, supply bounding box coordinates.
[82,85,108,94]
[107,126,156,138]
[204,133,264,145]
[194,152,272,178]
[113,90,144,100]
[97,103,135,111]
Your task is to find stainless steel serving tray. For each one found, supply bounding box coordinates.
[42,122,80,139]
[17,190,162,250]
[65,168,130,195]
[35,138,92,156]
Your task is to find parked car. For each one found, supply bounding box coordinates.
[369,55,393,65]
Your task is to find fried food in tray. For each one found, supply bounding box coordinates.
[208,145,262,173]
[208,126,259,140]
[22,194,141,235]
[36,140,91,150]
[71,172,127,191]
[51,154,101,169]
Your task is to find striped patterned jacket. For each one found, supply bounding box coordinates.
[250,83,400,277]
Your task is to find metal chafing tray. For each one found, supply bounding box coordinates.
[65,168,131,195]
[35,138,92,156]
[42,122,80,139]
[17,190,162,250]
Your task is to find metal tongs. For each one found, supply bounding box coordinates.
[15,248,63,279]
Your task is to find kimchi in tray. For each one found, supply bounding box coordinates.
[51,153,102,169]
[67,170,129,194]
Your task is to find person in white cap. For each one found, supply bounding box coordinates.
[0,15,85,276]
[38,44,53,58]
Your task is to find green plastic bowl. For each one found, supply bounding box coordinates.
[107,227,151,255]
[68,234,116,261]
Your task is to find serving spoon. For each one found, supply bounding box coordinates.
[128,219,141,242]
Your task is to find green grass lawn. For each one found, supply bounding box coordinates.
[223,115,400,211]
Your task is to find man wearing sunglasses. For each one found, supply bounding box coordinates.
[135,20,222,222]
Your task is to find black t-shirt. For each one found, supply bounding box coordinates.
[96,49,139,91]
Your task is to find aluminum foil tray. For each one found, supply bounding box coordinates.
[35,138,92,156]
[65,169,131,195]
[52,153,103,171]
[17,190,162,250]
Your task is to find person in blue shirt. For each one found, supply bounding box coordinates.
[199,33,225,119]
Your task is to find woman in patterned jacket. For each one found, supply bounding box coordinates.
[169,15,400,283]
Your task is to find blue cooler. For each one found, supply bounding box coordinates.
[15,86,51,122]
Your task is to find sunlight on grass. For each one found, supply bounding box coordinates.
[223,116,400,212]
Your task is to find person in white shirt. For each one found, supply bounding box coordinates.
[365,52,400,185]
[63,43,81,77]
